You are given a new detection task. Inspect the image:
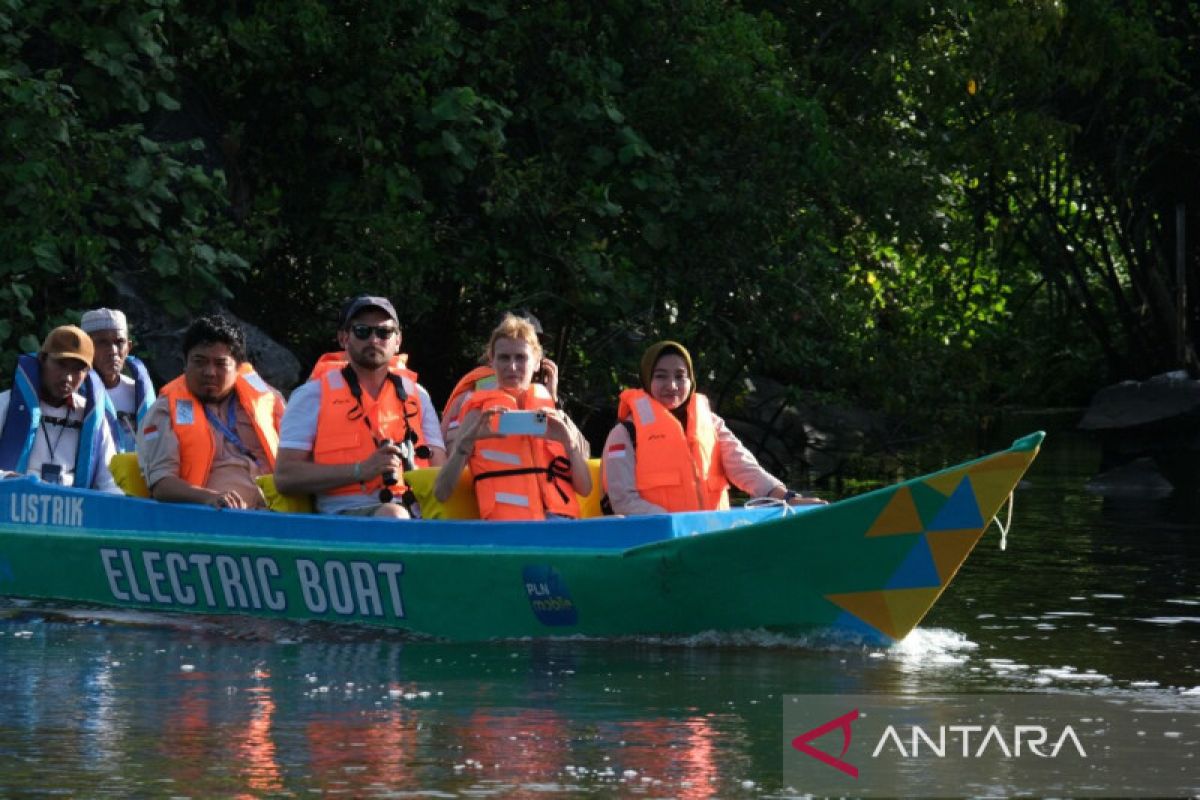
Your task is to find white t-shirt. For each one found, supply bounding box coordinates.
[106,374,139,451]
[0,390,121,493]
[106,374,137,414]
[279,378,445,514]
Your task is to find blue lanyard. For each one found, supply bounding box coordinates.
[204,400,258,464]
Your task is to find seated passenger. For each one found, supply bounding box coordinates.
[273,295,446,518]
[0,326,121,492]
[602,341,826,515]
[137,315,283,510]
[80,307,155,453]
[441,311,559,447]
[434,313,591,520]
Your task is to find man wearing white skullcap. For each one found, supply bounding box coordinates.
[80,308,156,452]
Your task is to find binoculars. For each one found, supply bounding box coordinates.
[378,436,431,505]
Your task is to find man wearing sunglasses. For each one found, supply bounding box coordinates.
[274,295,446,518]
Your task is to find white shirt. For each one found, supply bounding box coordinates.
[279,378,445,514]
[0,389,121,493]
[105,374,139,451]
[106,374,138,415]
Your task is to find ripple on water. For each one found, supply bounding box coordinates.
[1035,666,1111,685]
[887,627,978,668]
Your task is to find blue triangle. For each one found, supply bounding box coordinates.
[830,610,894,645]
[884,536,942,589]
[926,477,984,531]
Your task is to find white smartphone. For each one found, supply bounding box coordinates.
[497,410,548,436]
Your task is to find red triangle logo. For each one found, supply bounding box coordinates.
[790,708,860,778]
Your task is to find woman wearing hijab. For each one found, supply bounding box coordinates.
[602,340,825,515]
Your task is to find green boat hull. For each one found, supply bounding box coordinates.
[0,433,1043,641]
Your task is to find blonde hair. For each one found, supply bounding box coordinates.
[487,313,542,360]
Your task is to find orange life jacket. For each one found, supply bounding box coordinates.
[159,367,281,487]
[613,388,729,512]
[442,365,498,424]
[461,385,580,520]
[308,351,409,382]
[311,364,430,495]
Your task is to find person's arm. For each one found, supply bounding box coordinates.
[150,474,248,508]
[715,414,825,505]
[537,357,559,403]
[137,397,245,509]
[433,407,498,501]
[440,391,472,450]
[273,443,403,495]
[601,423,668,516]
[416,384,447,466]
[545,409,591,496]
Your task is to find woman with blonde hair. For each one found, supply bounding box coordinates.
[434,314,591,520]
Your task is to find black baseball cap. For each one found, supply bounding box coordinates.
[339,295,399,328]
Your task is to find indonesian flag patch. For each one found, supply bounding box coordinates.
[606,442,627,458]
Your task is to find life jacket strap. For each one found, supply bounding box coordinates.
[473,455,574,504]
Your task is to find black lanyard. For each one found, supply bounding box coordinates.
[40,411,80,463]
[341,366,413,446]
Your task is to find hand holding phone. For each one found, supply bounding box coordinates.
[496,410,548,436]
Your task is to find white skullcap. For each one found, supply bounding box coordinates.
[80,308,129,335]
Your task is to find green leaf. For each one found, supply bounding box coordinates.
[155,90,180,110]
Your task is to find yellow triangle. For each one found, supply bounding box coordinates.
[884,587,943,639]
[867,487,925,537]
[825,590,896,638]
[966,471,1019,518]
[924,468,967,497]
[972,452,1033,474]
[926,529,984,583]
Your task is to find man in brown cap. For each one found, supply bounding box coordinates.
[0,325,121,492]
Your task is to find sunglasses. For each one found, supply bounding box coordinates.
[350,324,398,341]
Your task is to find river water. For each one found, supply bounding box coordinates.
[1,424,1197,798]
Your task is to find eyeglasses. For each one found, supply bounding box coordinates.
[350,324,398,341]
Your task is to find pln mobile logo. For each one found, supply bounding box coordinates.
[791,708,860,778]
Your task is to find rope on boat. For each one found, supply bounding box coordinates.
[991,491,1015,551]
[745,496,797,516]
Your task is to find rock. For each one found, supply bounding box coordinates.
[112,276,302,393]
[1078,370,1200,493]
[1084,457,1174,499]
[1079,371,1200,431]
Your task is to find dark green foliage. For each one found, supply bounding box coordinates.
[1,0,248,375]
[3,0,1197,430]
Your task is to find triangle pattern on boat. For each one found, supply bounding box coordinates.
[825,587,943,640]
[926,477,984,531]
[884,587,943,639]
[926,528,985,583]
[884,536,942,590]
[924,468,967,497]
[866,487,924,537]
[964,471,1019,519]
[971,451,1033,474]
[910,482,952,529]
[825,590,895,638]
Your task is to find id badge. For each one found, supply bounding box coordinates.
[40,463,64,485]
